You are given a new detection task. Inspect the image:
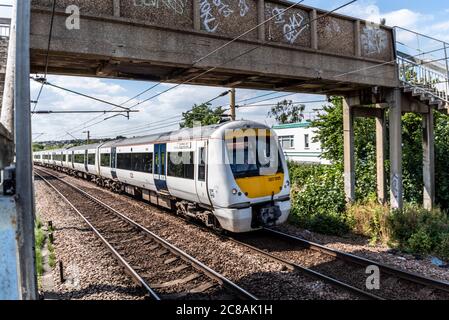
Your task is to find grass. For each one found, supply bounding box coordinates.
[47,240,56,269]
[34,219,45,277]
[35,218,58,279]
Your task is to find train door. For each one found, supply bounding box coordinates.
[111,147,117,179]
[154,144,168,192]
[84,150,88,172]
[195,141,211,205]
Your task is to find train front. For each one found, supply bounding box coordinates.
[208,121,291,233]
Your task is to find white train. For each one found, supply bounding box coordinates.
[34,121,291,233]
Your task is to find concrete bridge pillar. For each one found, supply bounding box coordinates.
[343,98,355,203]
[422,111,435,210]
[375,108,386,205]
[389,88,403,210]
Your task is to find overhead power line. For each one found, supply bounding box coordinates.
[31,77,133,111]
[32,0,56,114]
[51,0,359,140]
[32,110,140,115]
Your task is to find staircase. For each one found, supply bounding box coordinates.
[0,18,10,112]
[395,27,449,114]
[0,18,11,170]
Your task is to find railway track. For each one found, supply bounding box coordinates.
[35,166,449,300]
[35,168,257,301]
[229,228,449,300]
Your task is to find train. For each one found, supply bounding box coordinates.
[34,120,291,233]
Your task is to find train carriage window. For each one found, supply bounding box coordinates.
[74,154,84,164]
[143,153,153,173]
[117,153,131,170]
[100,153,111,167]
[117,153,153,173]
[68,154,72,163]
[168,152,194,180]
[88,153,96,165]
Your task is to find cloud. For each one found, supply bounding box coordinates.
[339,1,433,29]
[51,76,125,95]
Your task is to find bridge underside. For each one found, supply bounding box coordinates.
[30,2,398,95]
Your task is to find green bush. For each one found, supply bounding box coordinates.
[288,162,350,236]
[437,233,449,260]
[387,205,449,259]
[347,200,390,244]
[407,229,433,255]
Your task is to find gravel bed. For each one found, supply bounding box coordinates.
[237,232,449,300]
[274,224,449,284]
[35,177,146,300]
[39,168,362,300]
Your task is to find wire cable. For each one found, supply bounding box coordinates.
[31,0,56,114]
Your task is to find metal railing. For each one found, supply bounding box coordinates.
[0,17,11,38]
[0,24,10,37]
[394,26,449,104]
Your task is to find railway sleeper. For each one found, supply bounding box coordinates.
[151,273,202,289]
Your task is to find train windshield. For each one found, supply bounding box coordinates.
[226,131,284,179]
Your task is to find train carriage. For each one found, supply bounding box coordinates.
[34,120,291,233]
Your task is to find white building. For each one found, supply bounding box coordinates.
[273,122,330,164]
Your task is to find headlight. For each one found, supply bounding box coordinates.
[232,188,238,195]
[286,180,290,187]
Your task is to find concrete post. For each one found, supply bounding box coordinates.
[422,110,435,210]
[15,0,38,300]
[343,98,355,203]
[230,88,236,121]
[375,109,386,204]
[193,0,200,31]
[0,1,16,134]
[113,0,120,17]
[354,20,361,57]
[311,10,318,50]
[389,88,403,210]
[257,0,265,41]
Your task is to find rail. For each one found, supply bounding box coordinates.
[35,167,257,300]
[264,228,449,295]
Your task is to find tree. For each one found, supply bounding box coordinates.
[311,97,449,209]
[268,100,305,124]
[311,97,377,200]
[180,103,225,128]
[32,143,45,152]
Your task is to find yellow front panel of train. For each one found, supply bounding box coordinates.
[236,173,284,199]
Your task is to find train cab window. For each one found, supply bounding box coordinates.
[226,132,283,179]
[87,153,96,165]
[101,153,111,167]
[168,152,194,180]
[198,147,206,182]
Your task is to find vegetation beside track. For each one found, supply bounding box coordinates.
[287,97,449,261]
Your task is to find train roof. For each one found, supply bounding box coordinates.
[35,120,270,152]
[100,123,225,148]
[68,143,104,151]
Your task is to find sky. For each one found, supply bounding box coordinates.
[1,1,448,142]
